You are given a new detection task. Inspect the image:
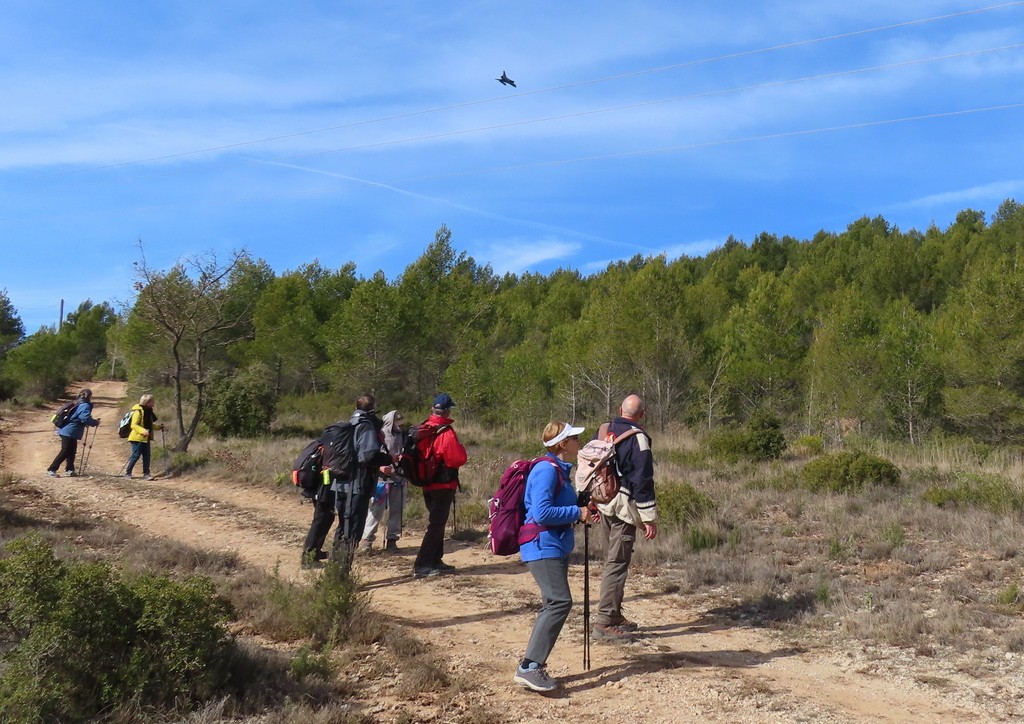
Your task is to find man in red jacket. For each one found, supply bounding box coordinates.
[412,393,468,579]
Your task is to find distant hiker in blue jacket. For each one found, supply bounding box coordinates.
[46,388,100,477]
[514,420,589,693]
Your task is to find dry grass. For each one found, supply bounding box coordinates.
[123,421,1024,678]
[0,475,503,723]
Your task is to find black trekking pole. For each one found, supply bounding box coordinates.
[583,521,591,671]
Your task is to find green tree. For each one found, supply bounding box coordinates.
[1,328,75,399]
[722,270,808,417]
[125,246,255,451]
[877,298,941,443]
[320,271,405,402]
[938,256,1024,442]
[395,226,495,411]
[806,287,883,441]
[234,271,325,395]
[61,300,116,380]
[0,289,25,399]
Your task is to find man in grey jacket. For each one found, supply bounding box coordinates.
[331,393,393,567]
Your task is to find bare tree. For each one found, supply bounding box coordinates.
[129,243,254,452]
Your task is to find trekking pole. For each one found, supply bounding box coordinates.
[583,521,591,671]
[80,428,94,476]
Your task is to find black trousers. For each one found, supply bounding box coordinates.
[47,436,79,473]
[303,490,336,555]
[333,484,372,548]
[413,488,455,570]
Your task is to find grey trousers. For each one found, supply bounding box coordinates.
[361,480,404,542]
[595,514,636,626]
[524,557,573,665]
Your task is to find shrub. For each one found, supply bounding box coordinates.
[792,434,824,456]
[0,534,234,722]
[701,413,786,462]
[922,472,1024,515]
[260,560,365,644]
[204,364,276,438]
[802,451,901,493]
[657,482,715,528]
[686,525,720,552]
[745,412,787,461]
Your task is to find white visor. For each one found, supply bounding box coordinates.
[543,423,586,448]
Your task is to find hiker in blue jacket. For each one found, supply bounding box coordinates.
[46,388,100,477]
[514,420,590,693]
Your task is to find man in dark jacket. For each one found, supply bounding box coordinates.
[412,393,468,579]
[592,394,658,642]
[331,393,392,568]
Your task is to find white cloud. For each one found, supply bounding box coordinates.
[891,180,1024,210]
[473,237,581,274]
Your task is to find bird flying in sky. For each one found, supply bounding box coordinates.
[496,71,516,87]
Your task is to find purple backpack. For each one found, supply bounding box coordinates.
[487,457,559,556]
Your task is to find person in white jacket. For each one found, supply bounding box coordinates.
[359,410,408,552]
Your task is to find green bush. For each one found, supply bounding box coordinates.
[686,525,719,552]
[802,452,901,493]
[657,482,715,527]
[0,534,234,722]
[204,364,277,438]
[701,426,748,462]
[922,472,1024,515]
[701,413,786,462]
[792,434,824,456]
[746,412,787,461]
[262,559,364,644]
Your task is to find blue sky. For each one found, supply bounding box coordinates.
[3,1,1023,333]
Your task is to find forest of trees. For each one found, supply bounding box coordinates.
[3,199,1024,449]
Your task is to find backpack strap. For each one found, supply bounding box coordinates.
[519,458,568,544]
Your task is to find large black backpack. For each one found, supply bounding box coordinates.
[397,423,451,486]
[292,439,324,498]
[51,400,80,428]
[320,421,359,479]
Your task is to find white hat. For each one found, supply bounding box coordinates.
[543,422,586,448]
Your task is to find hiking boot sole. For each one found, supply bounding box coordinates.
[592,625,636,643]
[513,671,557,692]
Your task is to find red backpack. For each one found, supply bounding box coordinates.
[487,457,560,556]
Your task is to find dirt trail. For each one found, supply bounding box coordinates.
[1,381,1010,722]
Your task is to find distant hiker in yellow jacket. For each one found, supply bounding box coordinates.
[124,394,164,480]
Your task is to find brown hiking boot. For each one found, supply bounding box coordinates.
[611,616,638,631]
[592,623,636,642]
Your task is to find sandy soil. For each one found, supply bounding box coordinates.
[1,380,1016,722]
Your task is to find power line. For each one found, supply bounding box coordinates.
[12,40,1022,196]
[13,100,1020,220]
[260,43,1024,164]
[9,1,1023,181]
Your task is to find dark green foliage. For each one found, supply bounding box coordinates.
[701,413,786,462]
[922,472,1024,515]
[0,534,234,722]
[1,329,75,399]
[204,364,277,437]
[745,412,787,460]
[657,482,715,527]
[801,451,901,493]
